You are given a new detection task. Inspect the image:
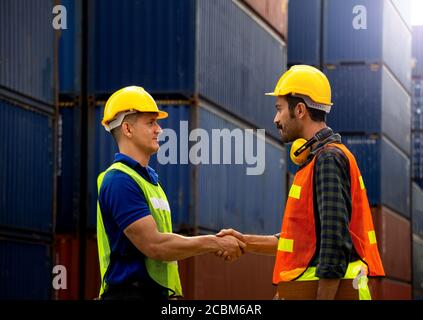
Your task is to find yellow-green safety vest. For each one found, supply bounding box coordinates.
[96,162,182,298]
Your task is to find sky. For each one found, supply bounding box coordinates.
[412,0,423,25]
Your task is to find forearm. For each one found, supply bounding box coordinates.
[244,234,278,255]
[148,233,218,261]
[316,278,341,300]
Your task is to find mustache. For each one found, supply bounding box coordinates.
[276,124,283,130]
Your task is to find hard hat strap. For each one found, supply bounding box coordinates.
[293,94,332,113]
[105,110,138,132]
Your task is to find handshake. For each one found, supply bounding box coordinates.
[213,228,247,262]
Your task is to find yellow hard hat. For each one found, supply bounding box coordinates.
[266,65,333,108]
[102,86,168,131]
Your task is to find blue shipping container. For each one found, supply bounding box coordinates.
[197,105,286,234]
[87,0,285,139]
[412,79,423,130]
[325,64,411,156]
[58,0,82,95]
[412,183,423,237]
[0,237,52,299]
[0,98,54,233]
[87,103,191,232]
[57,106,81,232]
[287,0,322,66]
[343,135,410,218]
[324,0,411,92]
[413,26,423,78]
[0,0,56,105]
[412,132,423,181]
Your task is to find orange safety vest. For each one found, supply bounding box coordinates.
[273,143,385,284]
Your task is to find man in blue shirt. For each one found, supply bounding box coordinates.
[97,86,245,300]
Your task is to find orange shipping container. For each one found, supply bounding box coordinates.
[371,206,412,282]
[243,0,288,39]
[369,279,412,300]
[179,253,276,300]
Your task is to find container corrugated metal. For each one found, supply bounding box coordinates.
[413,234,423,299]
[412,79,423,130]
[371,206,411,282]
[198,0,285,139]
[53,234,79,300]
[325,64,411,156]
[178,253,276,299]
[0,0,55,105]
[58,0,81,95]
[88,0,196,95]
[412,183,423,237]
[242,0,288,39]
[287,0,321,66]
[87,103,191,232]
[197,106,285,234]
[343,135,410,217]
[0,237,52,299]
[390,0,412,30]
[57,106,81,232]
[412,131,423,180]
[84,233,100,299]
[324,0,411,91]
[369,279,412,300]
[0,98,54,233]
[413,26,423,78]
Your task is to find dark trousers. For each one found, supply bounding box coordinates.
[101,281,169,301]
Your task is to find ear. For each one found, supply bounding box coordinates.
[296,102,307,119]
[121,122,133,138]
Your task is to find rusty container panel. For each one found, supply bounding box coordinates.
[53,234,80,300]
[178,253,276,300]
[369,279,412,300]
[243,0,288,39]
[371,206,411,282]
[84,233,100,300]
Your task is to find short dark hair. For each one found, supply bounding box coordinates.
[285,94,326,123]
[110,112,140,143]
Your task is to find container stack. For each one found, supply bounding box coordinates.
[411,25,423,300]
[288,0,413,299]
[0,0,57,299]
[57,0,288,299]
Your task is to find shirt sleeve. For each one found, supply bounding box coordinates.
[314,148,353,279]
[99,171,151,231]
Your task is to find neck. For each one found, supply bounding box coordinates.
[302,122,327,141]
[119,143,150,167]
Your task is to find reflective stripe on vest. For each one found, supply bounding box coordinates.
[273,143,385,285]
[96,162,182,297]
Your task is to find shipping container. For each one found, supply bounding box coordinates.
[325,64,411,156]
[369,278,412,300]
[88,101,286,235]
[0,97,55,234]
[58,0,82,95]
[88,0,285,139]
[412,183,423,237]
[371,206,411,282]
[57,104,81,232]
[413,234,423,299]
[324,0,411,92]
[412,26,423,78]
[242,0,288,39]
[53,234,80,300]
[287,0,322,66]
[0,0,56,105]
[178,253,276,300]
[412,79,423,130]
[343,135,410,217]
[196,105,285,234]
[390,0,412,30]
[84,233,100,299]
[0,236,52,299]
[412,131,423,181]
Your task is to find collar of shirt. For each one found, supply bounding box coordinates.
[113,153,159,185]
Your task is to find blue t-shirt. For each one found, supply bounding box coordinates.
[98,153,160,286]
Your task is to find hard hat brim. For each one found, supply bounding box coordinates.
[157,110,168,119]
[265,92,277,96]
